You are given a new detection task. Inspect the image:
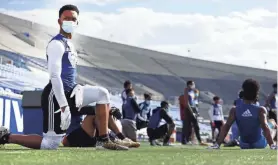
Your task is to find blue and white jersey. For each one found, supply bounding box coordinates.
[188,89,195,107]
[208,104,224,121]
[235,103,264,143]
[46,34,78,107]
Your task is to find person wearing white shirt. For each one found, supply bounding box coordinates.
[208,96,224,142]
[0,4,124,150]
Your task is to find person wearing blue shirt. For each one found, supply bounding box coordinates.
[209,79,277,150]
[121,80,132,106]
[121,88,141,142]
[0,5,123,150]
[136,93,152,130]
[147,101,175,146]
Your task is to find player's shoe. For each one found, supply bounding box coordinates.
[186,141,193,145]
[224,139,239,147]
[163,143,171,146]
[96,140,129,150]
[155,140,162,146]
[150,140,162,146]
[199,142,209,146]
[150,140,156,146]
[0,126,10,145]
[114,138,140,148]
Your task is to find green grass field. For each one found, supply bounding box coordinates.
[0,144,276,165]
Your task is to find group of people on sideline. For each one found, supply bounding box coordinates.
[120,80,175,146]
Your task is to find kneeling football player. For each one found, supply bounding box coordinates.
[147,101,175,146]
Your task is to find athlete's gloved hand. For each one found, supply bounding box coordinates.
[207,143,220,149]
[196,112,200,117]
[110,107,122,120]
[60,106,71,130]
[270,144,277,150]
[70,84,84,110]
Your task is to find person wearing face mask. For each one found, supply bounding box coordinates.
[121,88,141,142]
[0,5,124,150]
[183,81,208,146]
[147,101,175,146]
[136,93,152,130]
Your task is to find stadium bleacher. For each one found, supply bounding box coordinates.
[0,12,276,118]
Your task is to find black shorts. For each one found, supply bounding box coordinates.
[66,126,96,147]
[147,124,168,140]
[136,118,148,130]
[41,83,95,134]
[213,120,223,130]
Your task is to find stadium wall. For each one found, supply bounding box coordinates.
[0,94,23,134]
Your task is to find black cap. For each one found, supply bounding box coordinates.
[124,80,131,88]
[213,96,220,101]
[144,93,152,100]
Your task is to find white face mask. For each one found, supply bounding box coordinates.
[62,21,77,34]
[189,84,195,89]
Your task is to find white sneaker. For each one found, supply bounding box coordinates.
[96,140,129,150]
[114,138,140,148]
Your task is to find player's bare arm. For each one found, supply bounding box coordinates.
[259,107,274,147]
[216,107,236,146]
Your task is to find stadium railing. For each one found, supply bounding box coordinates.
[0,63,47,89]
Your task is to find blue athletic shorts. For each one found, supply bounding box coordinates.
[231,123,239,140]
[240,137,267,149]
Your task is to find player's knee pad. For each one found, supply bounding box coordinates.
[97,87,110,104]
[40,135,62,150]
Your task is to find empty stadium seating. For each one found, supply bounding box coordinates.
[0,13,276,116]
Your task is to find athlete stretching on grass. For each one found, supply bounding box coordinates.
[62,106,140,148]
[208,79,277,150]
[0,4,124,150]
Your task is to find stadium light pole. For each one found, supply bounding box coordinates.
[188,49,191,65]
[264,61,267,70]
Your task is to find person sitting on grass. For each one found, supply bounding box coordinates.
[208,79,277,150]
